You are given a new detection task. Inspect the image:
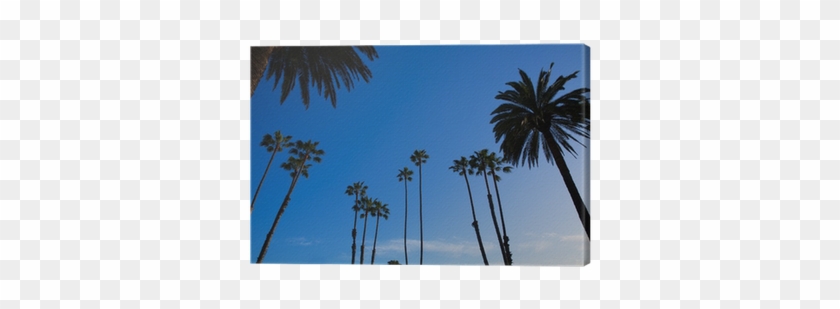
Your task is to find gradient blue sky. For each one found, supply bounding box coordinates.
[250,45,590,266]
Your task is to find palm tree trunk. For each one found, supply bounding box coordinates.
[482,171,508,265]
[251,46,275,97]
[256,164,302,263]
[351,193,359,264]
[371,215,381,265]
[464,172,489,265]
[491,171,512,265]
[418,164,424,265]
[360,212,370,264]
[403,180,409,265]
[250,145,278,213]
[542,130,591,239]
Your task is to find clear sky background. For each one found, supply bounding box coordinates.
[250,45,590,266]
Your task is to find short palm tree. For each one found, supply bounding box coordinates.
[256,140,325,263]
[470,150,509,265]
[409,149,429,264]
[397,167,413,265]
[490,63,591,239]
[358,196,373,264]
[369,199,390,265]
[345,181,368,264]
[251,131,292,213]
[487,152,514,265]
[251,46,379,108]
[450,157,489,265]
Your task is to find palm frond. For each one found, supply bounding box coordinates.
[264,46,379,108]
[260,134,275,152]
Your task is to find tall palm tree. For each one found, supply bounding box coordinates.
[396,167,413,265]
[251,131,292,213]
[251,46,379,108]
[450,157,489,265]
[369,199,390,265]
[487,152,514,265]
[345,181,368,264]
[470,150,509,265]
[490,62,591,239]
[358,196,373,264]
[409,149,429,265]
[256,140,325,263]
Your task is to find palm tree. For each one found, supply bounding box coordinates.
[490,62,591,239]
[369,199,390,265]
[345,181,368,264]
[251,46,379,108]
[358,196,373,264]
[487,152,514,265]
[397,167,413,265]
[470,150,509,265]
[251,131,292,213]
[256,140,325,263]
[409,149,429,264]
[450,157,489,265]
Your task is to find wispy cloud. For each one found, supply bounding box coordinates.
[517,232,586,252]
[368,232,586,265]
[285,236,319,246]
[373,238,487,257]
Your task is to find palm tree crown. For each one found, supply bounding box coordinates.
[370,200,390,221]
[259,131,292,152]
[410,150,429,167]
[359,197,376,220]
[251,46,379,108]
[280,140,325,178]
[490,63,590,168]
[345,182,368,212]
[486,152,513,181]
[397,167,414,182]
[449,157,474,177]
[468,149,492,177]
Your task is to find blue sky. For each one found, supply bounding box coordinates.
[250,45,590,266]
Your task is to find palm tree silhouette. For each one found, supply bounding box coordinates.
[345,181,368,264]
[470,150,509,265]
[490,62,591,239]
[251,131,292,213]
[369,199,390,265]
[487,152,514,265]
[397,167,413,265]
[409,149,429,265]
[450,157,489,265]
[358,196,373,264]
[251,46,379,108]
[256,140,325,263]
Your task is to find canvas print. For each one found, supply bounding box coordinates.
[250,45,591,266]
